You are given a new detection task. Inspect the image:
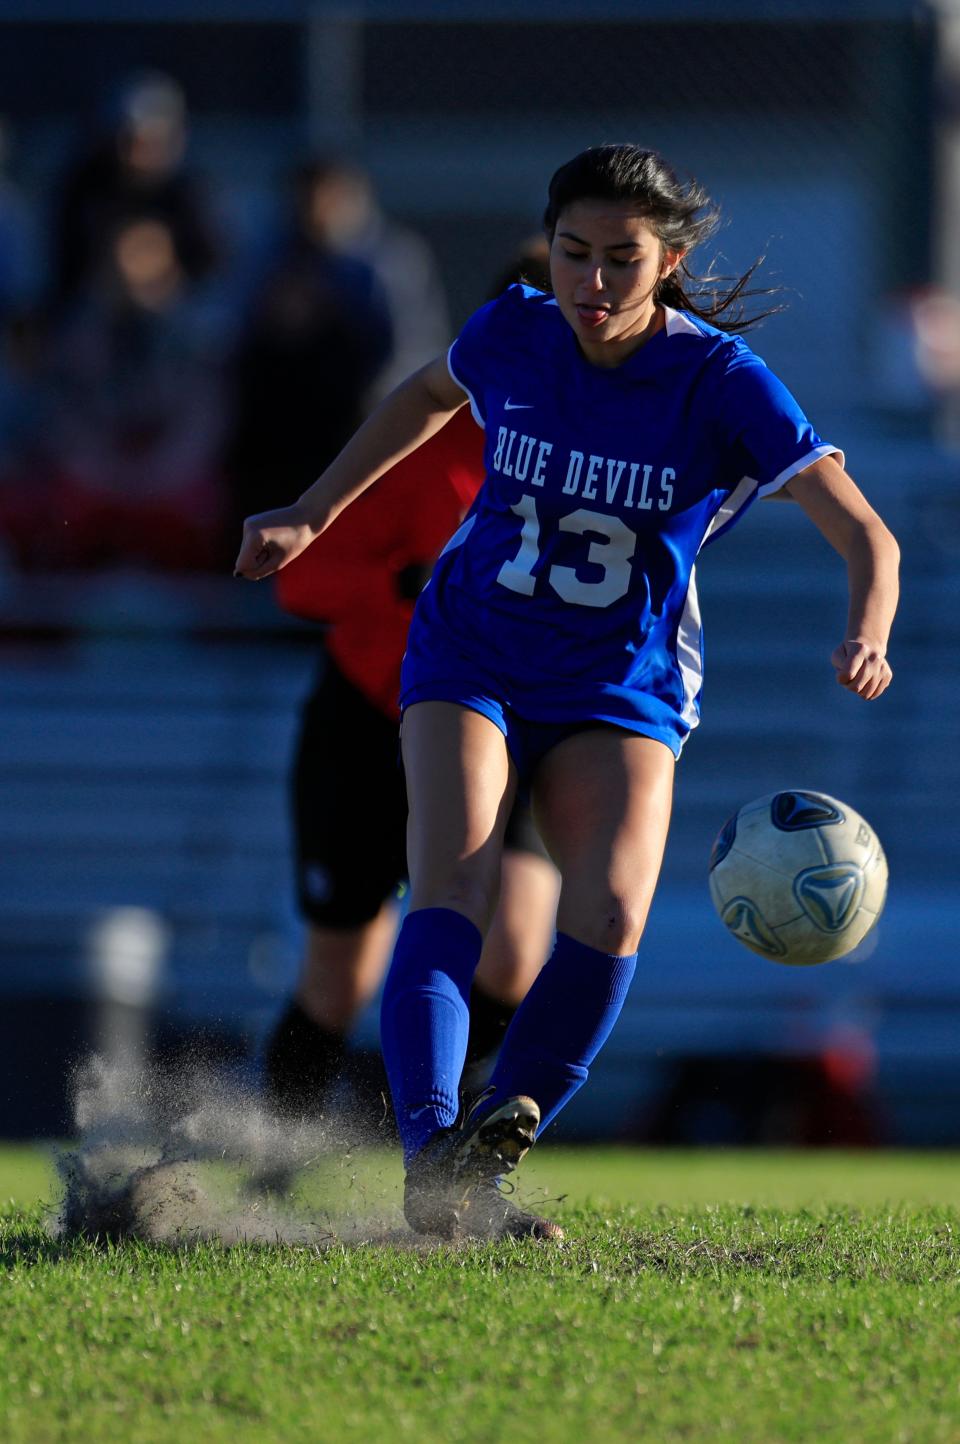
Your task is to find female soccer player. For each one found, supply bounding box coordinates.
[235,145,900,1241]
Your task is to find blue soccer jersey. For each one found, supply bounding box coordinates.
[401,285,838,756]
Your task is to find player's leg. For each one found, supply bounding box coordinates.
[294,908,398,1032]
[464,808,559,1086]
[263,657,407,1117]
[281,804,558,1105]
[379,700,516,1165]
[480,726,674,1135]
[389,704,564,1240]
[264,908,397,1117]
[476,805,559,1005]
[539,727,674,953]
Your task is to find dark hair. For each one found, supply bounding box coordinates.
[544,144,781,332]
[486,234,552,302]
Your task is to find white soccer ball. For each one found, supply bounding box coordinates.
[708,790,888,966]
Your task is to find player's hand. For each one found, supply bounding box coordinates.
[831,639,892,700]
[233,505,317,580]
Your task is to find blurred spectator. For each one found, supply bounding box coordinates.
[296,157,448,395]
[909,285,960,392]
[638,1047,884,1147]
[0,116,44,540]
[0,118,38,321]
[23,214,229,570]
[225,162,393,533]
[0,308,50,556]
[51,71,220,309]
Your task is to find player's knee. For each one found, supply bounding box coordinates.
[569,892,646,956]
[409,869,500,934]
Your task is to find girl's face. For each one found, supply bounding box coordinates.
[549,199,682,367]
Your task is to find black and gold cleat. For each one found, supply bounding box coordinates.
[458,1175,565,1242]
[403,1093,561,1241]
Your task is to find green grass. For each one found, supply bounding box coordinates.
[2,1147,959,1443]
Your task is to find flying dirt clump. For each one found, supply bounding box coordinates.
[54,1054,408,1248]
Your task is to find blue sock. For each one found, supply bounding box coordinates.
[380,907,483,1164]
[483,932,637,1135]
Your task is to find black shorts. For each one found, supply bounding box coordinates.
[293,654,549,928]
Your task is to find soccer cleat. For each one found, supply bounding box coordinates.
[401,1127,462,1237]
[403,1093,562,1241]
[454,1090,539,1176]
[458,1175,564,1241]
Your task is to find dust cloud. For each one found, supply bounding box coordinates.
[55,1054,409,1248]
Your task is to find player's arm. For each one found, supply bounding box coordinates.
[782,453,900,700]
[234,356,467,580]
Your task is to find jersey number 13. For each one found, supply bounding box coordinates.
[497,494,635,608]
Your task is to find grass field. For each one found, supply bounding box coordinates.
[2,1145,959,1443]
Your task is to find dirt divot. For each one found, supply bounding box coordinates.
[55,1054,407,1248]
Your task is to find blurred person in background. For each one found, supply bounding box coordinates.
[36,212,229,569]
[295,156,449,396]
[225,160,393,542]
[0,118,38,323]
[50,71,220,311]
[0,309,50,564]
[262,238,559,1126]
[0,117,46,559]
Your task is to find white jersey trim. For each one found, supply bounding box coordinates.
[447,344,485,429]
[757,443,844,497]
[676,488,739,745]
[701,443,843,552]
[439,513,477,558]
[702,474,759,547]
[676,564,704,738]
[662,306,703,339]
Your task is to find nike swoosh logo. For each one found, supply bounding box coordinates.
[504,399,533,410]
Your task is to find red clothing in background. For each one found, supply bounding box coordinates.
[276,407,484,719]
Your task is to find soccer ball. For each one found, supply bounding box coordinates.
[708,790,888,966]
